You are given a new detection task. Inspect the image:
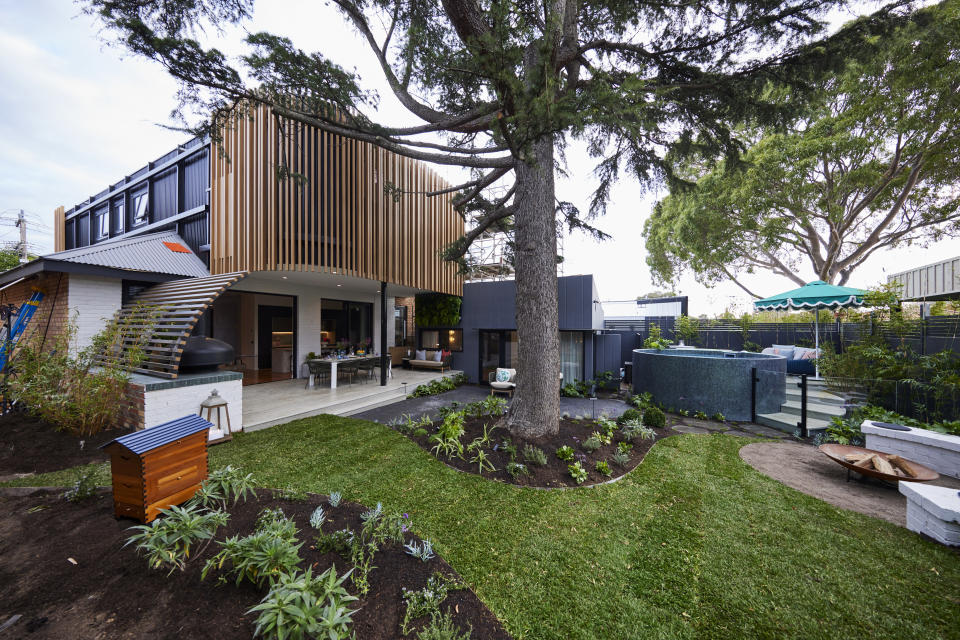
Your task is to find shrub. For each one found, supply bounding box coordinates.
[711,412,726,422]
[327,491,343,508]
[694,410,708,420]
[611,450,630,467]
[310,506,326,530]
[469,449,496,475]
[248,565,358,640]
[616,408,643,426]
[187,465,256,510]
[63,466,100,503]
[8,306,159,436]
[595,460,612,477]
[568,461,588,484]
[404,539,436,562]
[628,392,653,409]
[643,323,672,350]
[560,381,590,397]
[315,529,355,555]
[409,374,466,398]
[555,445,575,461]
[126,504,230,574]
[581,436,602,453]
[622,423,656,441]
[401,572,465,636]
[415,611,472,640]
[505,461,530,479]
[522,445,547,466]
[642,406,666,429]
[203,508,303,587]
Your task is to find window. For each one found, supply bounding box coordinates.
[132,191,149,226]
[112,197,125,234]
[560,331,584,384]
[420,328,462,352]
[94,207,109,240]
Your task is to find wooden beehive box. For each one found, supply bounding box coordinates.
[101,415,212,523]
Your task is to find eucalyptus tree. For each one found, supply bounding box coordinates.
[645,1,960,296]
[86,0,912,436]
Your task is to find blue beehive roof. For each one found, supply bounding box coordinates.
[101,414,212,454]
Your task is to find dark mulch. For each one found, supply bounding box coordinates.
[0,488,510,640]
[0,411,132,477]
[401,415,673,488]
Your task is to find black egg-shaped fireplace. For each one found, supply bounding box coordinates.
[179,337,235,373]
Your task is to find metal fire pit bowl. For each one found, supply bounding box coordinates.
[818,444,939,483]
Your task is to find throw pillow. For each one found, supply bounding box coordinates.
[433,350,443,362]
[496,368,511,383]
[800,349,819,360]
[415,349,426,361]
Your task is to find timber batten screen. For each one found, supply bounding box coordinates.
[209,104,464,296]
[102,272,247,379]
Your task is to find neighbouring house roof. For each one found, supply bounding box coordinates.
[888,255,960,301]
[0,232,210,288]
[45,232,209,278]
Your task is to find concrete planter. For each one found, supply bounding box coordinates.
[862,420,960,479]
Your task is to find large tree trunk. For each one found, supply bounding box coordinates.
[504,134,560,438]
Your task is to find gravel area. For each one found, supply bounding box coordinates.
[739,441,960,527]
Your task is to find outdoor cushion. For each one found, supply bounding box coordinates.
[799,348,819,360]
[433,350,443,362]
[496,368,512,383]
[771,344,796,359]
[415,349,426,360]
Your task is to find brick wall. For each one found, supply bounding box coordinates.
[0,272,70,349]
[67,275,123,351]
[395,296,416,346]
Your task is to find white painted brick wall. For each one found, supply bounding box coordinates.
[143,379,243,441]
[67,275,122,351]
[862,421,960,479]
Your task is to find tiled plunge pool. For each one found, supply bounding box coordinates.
[632,348,786,421]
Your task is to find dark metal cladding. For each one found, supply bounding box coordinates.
[63,138,210,258]
[101,414,212,454]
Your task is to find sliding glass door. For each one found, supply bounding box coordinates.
[479,330,518,383]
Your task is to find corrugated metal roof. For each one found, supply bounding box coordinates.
[101,414,212,454]
[43,232,209,278]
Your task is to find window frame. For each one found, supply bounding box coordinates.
[94,207,109,240]
[419,328,463,352]
[131,188,149,227]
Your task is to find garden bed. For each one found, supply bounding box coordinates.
[0,487,509,639]
[389,400,672,488]
[0,411,132,477]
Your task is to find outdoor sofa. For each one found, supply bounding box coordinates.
[409,349,453,372]
[761,344,819,376]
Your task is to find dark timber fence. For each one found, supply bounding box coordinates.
[605,314,960,358]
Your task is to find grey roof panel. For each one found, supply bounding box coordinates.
[43,232,209,278]
[101,414,212,454]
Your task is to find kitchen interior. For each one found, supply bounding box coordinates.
[209,291,297,385]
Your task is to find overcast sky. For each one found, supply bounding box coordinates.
[0,0,956,315]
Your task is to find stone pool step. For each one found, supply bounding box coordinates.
[784,387,847,407]
[755,411,831,436]
[779,400,846,423]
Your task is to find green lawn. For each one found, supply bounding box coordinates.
[8,416,959,639]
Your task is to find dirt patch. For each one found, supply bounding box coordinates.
[0,488,510,640]
[738,441,960,527]
[0,411,132,478]
[399,415,672,488]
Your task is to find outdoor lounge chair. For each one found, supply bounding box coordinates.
[489,368,517,397]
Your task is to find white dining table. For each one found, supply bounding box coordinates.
[306,356,388,389]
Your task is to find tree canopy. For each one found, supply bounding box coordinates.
[86,0,917,435]
[644,1,960,296]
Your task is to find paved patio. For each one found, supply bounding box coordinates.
[242,369,462,431]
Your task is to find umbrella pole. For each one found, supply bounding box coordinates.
[814,308,820,379]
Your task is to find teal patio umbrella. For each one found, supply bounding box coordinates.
[753,280,867,378]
